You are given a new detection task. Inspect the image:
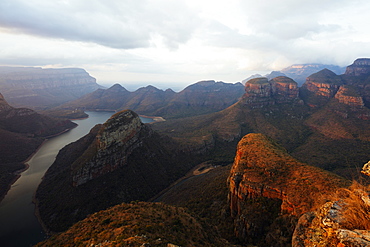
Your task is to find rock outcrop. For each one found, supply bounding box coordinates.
[345,58,370,76]
[293,183,370,247]
[35,110,198,233]
[71,110,148,186]
[301,69,343,100]
[227,133,348,246]
[242,76,299,108]
[0,67,101,109]
[334,85,365,108]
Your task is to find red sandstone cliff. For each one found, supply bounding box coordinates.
[242,76,300,108]
[228,133,348,245]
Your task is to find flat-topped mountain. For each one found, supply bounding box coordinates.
[58,80,245,119]
[345,58,370,76]
[0,67,101,110]
[35,110,200,233]
[0,93,76,201]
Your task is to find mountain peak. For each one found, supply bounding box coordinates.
[71,110,144,186]
[108,83,128,92]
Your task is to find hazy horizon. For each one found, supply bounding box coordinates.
[1,0,369,89]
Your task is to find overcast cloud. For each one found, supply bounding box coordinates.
[0,0,370,90]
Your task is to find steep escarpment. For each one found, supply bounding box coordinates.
[242,76,300,108]
[228,133,348,246]
[35,110,198,233]
[0,66,100,109]
[71,110,147,186]
[0,92,76,201]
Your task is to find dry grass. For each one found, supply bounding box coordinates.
[328,181,370,230]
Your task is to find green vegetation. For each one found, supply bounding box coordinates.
[35,202,227,247]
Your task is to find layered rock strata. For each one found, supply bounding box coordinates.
[72,110,148,186]
[334,85,364,108]
[228,133,347,245]
[301,69,342,99]
[242,76,299,108]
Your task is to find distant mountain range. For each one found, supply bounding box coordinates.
[243,63,346,86]
[0,67,101,110]
[57,80,245,119]
[153,58,370,173]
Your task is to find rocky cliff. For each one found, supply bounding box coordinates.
[300,69,343,104]
[227,133,348,246]
[0,67,101,109]
[334,85,365,108]
[35,110,199,233]
[71,110,148,186]
[242,76,299,108]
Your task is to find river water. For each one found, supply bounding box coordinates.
[0,111,153,247]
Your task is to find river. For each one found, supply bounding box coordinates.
[0,111,154,247]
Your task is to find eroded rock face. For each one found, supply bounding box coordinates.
[36,109,197,232]
[302,69,342,98]
[242,76,299,108]
[71,110,148,186]
[345,58,370,76]
[228,133,347,245]
[334,85,365,108]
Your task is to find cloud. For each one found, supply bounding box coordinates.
[0,0,200,49]
[1,0,370,88]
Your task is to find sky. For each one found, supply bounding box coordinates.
[1,0,370,91]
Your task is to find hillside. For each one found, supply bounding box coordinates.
[0,66,101,110]
[35,110,202,233]
[152,60,370,177]
[35,133,361,246]
[0,93,76,201]
[57,80,245,119]
[35,202,228,247]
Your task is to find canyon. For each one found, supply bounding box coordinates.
[0,92,76,201]
[2,59,370,246]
